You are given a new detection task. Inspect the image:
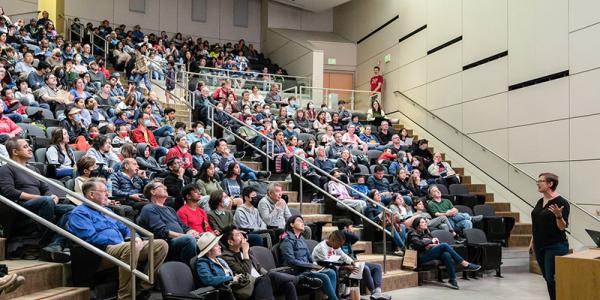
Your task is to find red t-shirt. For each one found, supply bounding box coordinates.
[370,75,384,92]
[177,205,213,233]
[164,146,193,169]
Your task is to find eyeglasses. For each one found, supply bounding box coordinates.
[536,180,547,184]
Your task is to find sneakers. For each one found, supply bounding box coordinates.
[298,276,323,290]
[234,152,246,160]
[393,249,404,256]
[448,279,459,290]
[257,171,271,180]
[465,263,482,271]
[40,245,71,263]
[0,273,25,293]
[370,292,391,300]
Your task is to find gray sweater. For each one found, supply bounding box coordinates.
[234,205,267,230]
[257,196,291,229]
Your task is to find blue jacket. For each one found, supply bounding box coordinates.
[364,202,383,223]
[350,183,370,199]
[314,157,335,173]
[67,204,132,248]
[279,230,313,267]
[367,175,391,193]
[110,171,149,198]
[195,257,233,287]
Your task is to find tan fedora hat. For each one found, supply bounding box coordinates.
[196,232,222,258]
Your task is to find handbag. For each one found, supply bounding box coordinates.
[402,249,418,270]
[229,273,256,300]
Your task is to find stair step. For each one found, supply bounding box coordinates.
[487,202,511,212]
[0,238,5,261]
[461,175,471,184]
[509,234,531,247]
[0,260,64,299]
[454,167,464,176]
[288,203,323,215]
[466,183,486,193]
[270,181,291,190]
[497,211,520,222]
[353,241,372,254]
[476,192,495,202]
[302,214,332,224]
[283,191,298,203]
[240,161,262,171]
[321,226,362,240]
[512,223,532,234]
[381,270,419,292]
[356,254,404,271]
[12,287,90,300]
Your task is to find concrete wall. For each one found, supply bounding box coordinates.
[334,0,600,212]
[267,0,333,32]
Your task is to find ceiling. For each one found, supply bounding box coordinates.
[271,0,351,12]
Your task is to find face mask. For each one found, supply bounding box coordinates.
[119,131,128,138]
[244,109,251,114]
[264,110,270,115]
[223,197,231,208]
[290,101,296,107]
[288,123,295,128]
[144,120,152,127]
[309,105,314,109]
[74,114,81,122]
[90,169,101,177]
[245,120,253,125]
[197,127,204,135]
[402,156,408,163]
[216,106,223,111]
[89,132,98,139]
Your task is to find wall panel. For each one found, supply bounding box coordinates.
[462,57,508,102]
[462,93,508,133]
[507,77,569,127]
[508,120,569,163]
[462,0,508,65]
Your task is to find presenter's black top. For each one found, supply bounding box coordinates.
[531,195,570,248]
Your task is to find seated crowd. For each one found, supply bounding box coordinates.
[0,9,488,299]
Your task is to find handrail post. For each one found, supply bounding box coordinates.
[298,156,303,214]
[90,34,94,56]
[129,225,137,297]
[209,105,214,137]
[382,210,387,274]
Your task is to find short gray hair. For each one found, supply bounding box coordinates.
[82,177,106,197]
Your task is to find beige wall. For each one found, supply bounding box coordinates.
[335,0,600,209]
[267,1,333,32]
[63,0,262,49]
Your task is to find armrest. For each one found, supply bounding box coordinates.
[270,266,294,273]
[164,293,205,300]
[353,250,366,256]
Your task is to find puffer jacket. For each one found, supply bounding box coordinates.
[110,170,149,198]
[135,143,164,174]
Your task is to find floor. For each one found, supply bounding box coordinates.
[387,247,549,299]
[150,248,547,300]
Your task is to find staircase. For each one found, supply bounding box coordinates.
[0,238,89,300]
[391,123,533,247]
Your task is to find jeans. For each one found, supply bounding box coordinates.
[449,213,473,232]
[203,139,217,156]
[6,113,23,123]
[134,72,152,91]
[387,224,406,249]
[302,268,338,300]
[153,125,174,138]
[152,70,164,80]
[152,147,168,160]
[363,262,382,292]
[534,241,569,300]
[29,102,51,110]
[239,162,257,181]
[19,196,74,246]
[419,243,464,280]
[168,234,198,264]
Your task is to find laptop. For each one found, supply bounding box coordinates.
[585,229,600,247]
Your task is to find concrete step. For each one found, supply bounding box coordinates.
[497,211,520,222]
[454,167,464,176]
[12,287,90,300]
[320,226,363,240]
[466,183,486,193]
[381,270,419,292]
[353,241,372,255]
[270,181,291,190]
[487,202,511,212]
[302,214,332,224]
[512,223,532,234]
[461,175,471,184]
[476,192,495,202]
[0,260,65,299]
[509,234,531,247]
[288,202,323,215]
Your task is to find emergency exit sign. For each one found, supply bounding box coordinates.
[384,54,391,63]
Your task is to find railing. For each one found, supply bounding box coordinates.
[291,153,396,272]
[90,32,109,63]
[188,66,311,89]
[66,18,84,43]
[0,156,156,297]
[298,86,380,111]
[184,70,282,94]
[393,90,600,247]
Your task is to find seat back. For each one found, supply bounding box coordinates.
[48,178,68,198]
[35,147,47,163]
[73,151,87,162]
[431,229,455,244]
[297,133,314,143]
[157,261,197,297]
[272,243,283,266]
[448,184,469,195]
[304,239,319,254]
[464,228,488,244]
[367,149,382,164]
[65,178,76,191]
[455,205,473,215]
[433,184,449,195]
[17,123,45,138]
[473,204,496,217]
[357,164,369,175]
[46,126,59,138]
[250,246,277,270]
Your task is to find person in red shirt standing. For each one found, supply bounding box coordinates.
[370,66,384,102]
[177,184,213,234]
[131,114,167,158]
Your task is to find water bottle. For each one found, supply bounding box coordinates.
[106,179,113,197]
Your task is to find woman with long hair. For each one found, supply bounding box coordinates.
[197,162,224,196]
[46,127,75,179]
[313,111,328,133]
[222,162,244,199]
[367,100,387,126]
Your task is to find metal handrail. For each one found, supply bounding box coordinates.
[90,32,109,62]
[0,156,156,297]
[66,17,84,43]
[145,57,194,109]
[291,153,396,272]
[395,90,599,217]
[184,70,282,91]
[299,86,381,110]
[186,66,311,83]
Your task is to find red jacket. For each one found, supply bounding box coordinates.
[177,204,213,233]
[131,126,158,147]
[164,146,193,169]
[0,116,23,137]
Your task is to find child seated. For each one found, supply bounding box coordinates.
[350,175,370,200]
[377,148,396,165]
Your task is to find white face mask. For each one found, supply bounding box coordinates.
[288,123,295,128]
[245,119,253,125]
[309,105,314,109]
[223,197,231,208]
[264,110,270,115]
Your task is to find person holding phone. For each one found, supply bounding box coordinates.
[530,172,569,300]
